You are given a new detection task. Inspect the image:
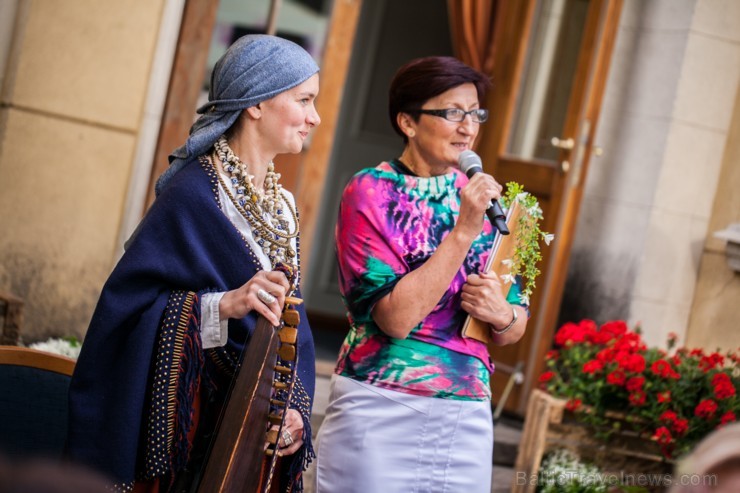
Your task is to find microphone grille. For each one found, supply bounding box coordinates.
[458,150,482,174]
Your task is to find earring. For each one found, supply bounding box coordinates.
[408,130,415,138]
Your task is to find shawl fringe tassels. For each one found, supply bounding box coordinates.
[283,377,315,493]
[284,414,315,493]
[171,297,204,474]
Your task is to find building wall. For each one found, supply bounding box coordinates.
[560,0,692,330]
[686,85,740,351]
[565,0,740,350]
[0,0,166,342]
[631,0,740,348]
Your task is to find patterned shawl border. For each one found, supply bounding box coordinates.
[141,290,203,482]
[110,481,134,492]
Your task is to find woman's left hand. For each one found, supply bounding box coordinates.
[460,271,513,328]
[271,408,304,456]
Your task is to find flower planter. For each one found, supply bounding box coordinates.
[512,389,673,493]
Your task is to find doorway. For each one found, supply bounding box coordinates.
[481,0,623,412]
[305,0,453,315]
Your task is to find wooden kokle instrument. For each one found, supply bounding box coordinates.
[461,201,524,344]
[197,296,303,493]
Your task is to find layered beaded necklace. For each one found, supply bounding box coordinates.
[213,135,298,268]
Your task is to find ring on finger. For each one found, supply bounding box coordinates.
[257,288,276,305]
[281,429,294,447]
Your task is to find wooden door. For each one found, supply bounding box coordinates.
[479,0,623,413]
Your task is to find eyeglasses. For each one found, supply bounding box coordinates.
[404,108,489,123]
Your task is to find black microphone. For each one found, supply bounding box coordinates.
[458,150,510,235]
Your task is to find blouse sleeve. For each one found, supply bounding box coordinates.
[200,291,228,348]
[335,173,407,324]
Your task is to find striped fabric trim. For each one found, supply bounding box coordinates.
[141,290,203,481]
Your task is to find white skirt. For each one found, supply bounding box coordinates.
[314,375,493,493]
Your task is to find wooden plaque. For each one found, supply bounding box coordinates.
[461,201,525,344]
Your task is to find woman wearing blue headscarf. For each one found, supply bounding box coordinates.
[67,35,320,492]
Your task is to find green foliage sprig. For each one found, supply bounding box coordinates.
[499,182,553,305]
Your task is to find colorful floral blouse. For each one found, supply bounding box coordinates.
[334,160,527,401]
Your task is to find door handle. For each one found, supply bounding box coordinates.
[552,137,574,174]
[550,137,574,150]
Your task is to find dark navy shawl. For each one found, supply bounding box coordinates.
[66,157,315,489]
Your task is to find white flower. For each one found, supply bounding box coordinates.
[29,337,81,359]
[527,202,543,216]
[543,233,555,246]
[500,274,515,284]
[501,258,513,268]
[518,293,530,305]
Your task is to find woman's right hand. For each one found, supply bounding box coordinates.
[456,172,503,239]
[218,270,290,326]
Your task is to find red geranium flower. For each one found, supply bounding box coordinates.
[667,332,678,347]
[601,320,628,338]
[626,376,645,392]
[650,359,680,379]
[695,399,718,419]
[657,391,672,403]
[579,319,598,332]
[711,373,736,400]
[583,360,603,374]
[554,321,592,346]
[672,418,689,435]
[596,347,616,363]
[652,426,673,445]
[589,330,613,345]
[711,373,730,385]
[629,390,646,406]
[699,353,725,372]
[614,332,645,352]
[539,371,555,383]
[618,352,646,373]
[606,369,626,386]
[719,411,737,426]
[565,398,582,411]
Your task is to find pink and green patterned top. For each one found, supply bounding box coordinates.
[334,160,527,401]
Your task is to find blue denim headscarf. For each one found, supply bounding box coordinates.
[156,34,319,195]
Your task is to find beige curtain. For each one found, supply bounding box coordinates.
[446,0,500,75]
